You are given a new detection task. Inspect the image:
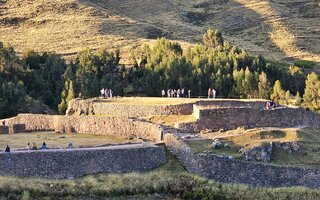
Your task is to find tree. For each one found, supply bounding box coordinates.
[202,29,224,49]
[303,73,320,111]
[295,91,302,106]
[285,90,291,105]
[258,72,271,99]
[270,80,285,104]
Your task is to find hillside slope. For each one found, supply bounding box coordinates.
[0,0,319,65]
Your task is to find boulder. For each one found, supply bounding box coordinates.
[212,139,223,149]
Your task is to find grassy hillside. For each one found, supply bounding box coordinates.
[0,0,319,66]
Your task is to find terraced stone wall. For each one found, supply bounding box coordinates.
[164,133,320,188]
[66,98,193,117]
[2,114,163,141]
[0,144,166,178]
[178,106,320,132]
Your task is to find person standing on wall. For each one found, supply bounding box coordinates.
[208,88,212,98]
[212,88,216,99]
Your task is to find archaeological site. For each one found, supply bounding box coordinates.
[1,97,320,188]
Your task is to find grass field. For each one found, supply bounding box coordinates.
[0,0,319,66]
[186,127,320,167]
[0,132,141,150]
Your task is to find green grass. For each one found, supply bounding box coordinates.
[0,132,141,150]
[185,139,241,158]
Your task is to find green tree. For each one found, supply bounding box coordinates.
[303,72,320,111]
[202,29,224,49]
[258,71,271,99]
[270,80,286,104]
[285,90,291,105]
[295,91,302,106]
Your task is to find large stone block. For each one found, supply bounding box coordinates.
[10,124,26,134]
[0,126,9,134]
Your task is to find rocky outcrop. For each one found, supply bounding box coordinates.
[240,144,272,162]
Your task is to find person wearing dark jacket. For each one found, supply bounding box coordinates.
[5,145,10,153]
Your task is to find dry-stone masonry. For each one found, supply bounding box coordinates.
[0,125,9,134]
[164,133,320,188]
[178,106,320,132]
[67,98,193,117]
[2,114,163,141]
[0,144,166,179]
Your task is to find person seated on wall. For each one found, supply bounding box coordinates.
[31,143,37,150]
[41,142,47,150]
[5,145,10,153]
[26,143,30,151]
[265,101,270,109]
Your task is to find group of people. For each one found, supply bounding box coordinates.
[162,88,191,98]
[265,101,279,110]
[208,88,217,98]
[100,88,113,98]
[4,142,47,153]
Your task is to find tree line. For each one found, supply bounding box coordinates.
[0,29,319,118]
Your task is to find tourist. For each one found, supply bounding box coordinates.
[31,143,37,150]
[109,89,113,98]
[181,88,185,98]
[104,88,109,98]
[265,101,270,109]
[177,89,180,98]
[100,88,105,98]
[26,143,30,151]
[5,145,10,153]
[212,88,216,99]
[67,142,73,149]
[41,142,47,150]
[208,88,212,98]
[161,89,165,97]
[188,89,191,98]
[167,89,170,97]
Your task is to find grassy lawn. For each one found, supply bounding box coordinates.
[0,132,141,150]
[186,128,320,167]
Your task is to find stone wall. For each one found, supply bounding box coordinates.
[0,144,166,178]
[195,100,267,109]
[164,133,320,188]
[66,98,193,117]
[2,114,163,141]
[178,106,320,132]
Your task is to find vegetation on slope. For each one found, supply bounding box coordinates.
[0,0,319,65]
[0,29,319,118]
